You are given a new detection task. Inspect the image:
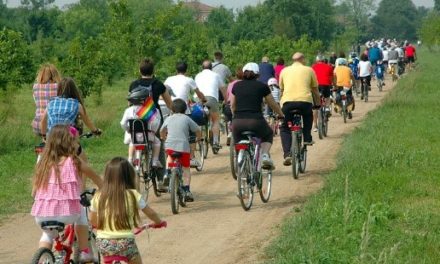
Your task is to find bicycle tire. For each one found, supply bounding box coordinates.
[259,168,272,203]
[291,133,300,179]
[177,170,187,208]
[170,169,180,214]
[342,103,347,123]
[151,169,161,197]
[299,147,307,173]
[194,140,205,172]
[237,150,253,211]
[229,137,238,180]
[138,152,149,202]
[323,110,329,137]
[203,127,209,159]
[31,247,55,264]
[317,110,324,140]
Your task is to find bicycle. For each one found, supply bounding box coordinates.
[235,131,273,211]
[31,189,100,264]
[287,110,308,179]
[166,151,187,214]
[35,132,98,164]
[317,95,329,139]
[360,77,369,102]
[128,119,162,202]
[102,222,167,264]
[190,136,205,172]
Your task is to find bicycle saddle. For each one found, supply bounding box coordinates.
[241,131,256,137]
[289,109,301,115]
[170,152,183,158]
[40,221,65,231]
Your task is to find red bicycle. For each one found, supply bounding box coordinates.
[31,189,100,264]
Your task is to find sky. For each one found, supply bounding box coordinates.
[5,0,435,8]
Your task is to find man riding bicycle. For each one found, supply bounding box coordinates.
[333,59,355,119]
[195,60,227,150]
[279,52,320,166]
[312,54,333,124]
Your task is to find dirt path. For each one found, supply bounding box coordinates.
[0,80,394,264]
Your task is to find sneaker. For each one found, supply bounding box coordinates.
[304,140,315,146]
[152,160,163,168]
[185,191,194,202]
[261,154,275,170]
[190,159,200,168]
[226,136,231,146]
[313,127,318,132]
[283,156,292,166]
[213,143,222,150]
[348,112,353,119]
[157,180,168,192]
[79,251,95,263]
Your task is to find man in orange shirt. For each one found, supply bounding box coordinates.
[333,59,355,119]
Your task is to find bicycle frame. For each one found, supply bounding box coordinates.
[235,136,261,176]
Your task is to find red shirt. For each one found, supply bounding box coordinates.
[274,64,285,81]
[405,45,416,57]
[312,62,333,86]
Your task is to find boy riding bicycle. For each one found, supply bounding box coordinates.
[160,99,202,202]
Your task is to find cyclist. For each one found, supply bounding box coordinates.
[212,51,232,104]
[333,59,355,119]
[164,61,206,167]
[358,54,373,100]
[195,60,227,150]
[382,46,389,70]
[388,46,399,78]
[404,42,417,70]
[160,99,202,202]
[31,125,102,262]
[230,62,284,170]
[90,157,165,264]
[312,55,333,131]
[348,53,360,94]
[258,56,275,84]
[40,77,101,160]
[279,52,320,166]
[274,57,285,82]
[32,63,61,137]
[375,60,385,88]
[368,43,383,75]
[224,66,244,146]
[395,44,405,76]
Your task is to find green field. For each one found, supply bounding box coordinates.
[267,50,440,263]
[0,79,130,217]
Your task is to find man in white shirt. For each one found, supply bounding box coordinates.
[164,62,206,114]
[195,60,227,148]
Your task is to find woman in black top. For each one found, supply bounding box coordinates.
[230,63,284,169]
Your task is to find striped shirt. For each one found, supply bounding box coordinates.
[47,97,79,132]
[32,83,58,135]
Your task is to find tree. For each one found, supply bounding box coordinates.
[340,0,375,41]
[418,12,440,50]
[0,28,34,90]
[372,0,418,40]
[205,6,234,47]
[435,0,440,12]
[20,0,55,9]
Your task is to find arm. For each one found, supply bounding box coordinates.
[78,105,98,132]
[161,90,173,110]
[230,93,236,114]
[265,94,284,118]
[219,85,227,102]
[80,158,103,188]
[40,109,48,135]
[194,88,206,103]
[141,206,162,225]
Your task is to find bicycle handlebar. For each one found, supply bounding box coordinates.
[80,188,96,207]
[134,221,167,235]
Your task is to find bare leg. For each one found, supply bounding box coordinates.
[183,167,191,186]
[211,112,220,144]
[260,142,272,155]
[76,225,89,251]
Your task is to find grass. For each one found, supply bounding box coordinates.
[267,49,440,263]
[0,79,130,218]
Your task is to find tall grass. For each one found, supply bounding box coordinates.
[267,50,440,263]
[0,79,130,217]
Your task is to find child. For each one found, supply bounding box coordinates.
[120,86,162,167]
[375,60,385,88]
[160,99,201,202]
[267,78,281,105]
[31,124,103,262]
[89,157,166,264]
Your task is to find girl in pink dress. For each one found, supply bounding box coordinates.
[31,124,102,262]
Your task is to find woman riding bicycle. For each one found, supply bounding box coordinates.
[230,63,284,170]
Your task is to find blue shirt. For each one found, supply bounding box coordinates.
[368,47,382,63]
[47,97,79,132]
[258,62,275,84]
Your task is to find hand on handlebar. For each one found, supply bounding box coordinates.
[148,220,167,229]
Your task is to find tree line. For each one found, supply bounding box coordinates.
[0,0,434,97]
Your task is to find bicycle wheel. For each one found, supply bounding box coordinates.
[194,140,205,172]
[31,248,55,264]
[237,150,254,211]
[137,153,149,202]
[169,169,180,214]
[229,137,238,180]
[323,111,329,137]
[291,133,300,179]
[203,126,209,159]
[317,110,324,140]
[299,147,307,173]
[342,103,347,123]
[151,169,161,197]
[259,168,272,203]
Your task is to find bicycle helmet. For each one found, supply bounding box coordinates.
[267,78,278,87]
[127,85,150,104]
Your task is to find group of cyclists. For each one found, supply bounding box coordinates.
[29,38,415,262]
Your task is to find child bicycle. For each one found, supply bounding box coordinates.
[166,150,188,214]
[235,131,273,211]
[31,189,100,264]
